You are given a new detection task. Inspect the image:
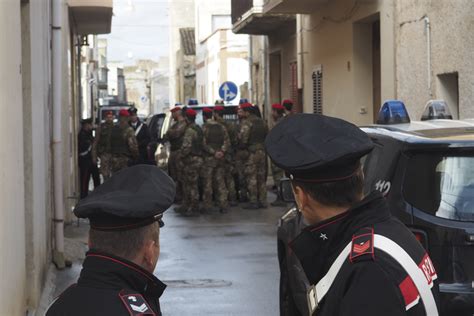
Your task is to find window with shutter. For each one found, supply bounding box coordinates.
[312,65,323,114]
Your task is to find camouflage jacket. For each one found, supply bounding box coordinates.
[180,123,203,158]
[202,119,230,156]
[164,119,187,151]
[92,121,114,160]
[110,125,139,159]
[238,115,268,151]
[216,117,238,149]
[126,126,139,159]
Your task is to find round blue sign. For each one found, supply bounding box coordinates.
[219,82,238,102]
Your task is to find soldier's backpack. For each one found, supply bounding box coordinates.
[206,122,225,151]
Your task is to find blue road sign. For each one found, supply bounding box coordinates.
[219,81,238,102]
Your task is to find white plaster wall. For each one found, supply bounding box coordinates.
[197,28,249,105]
[0,1,27,315]
[195,0,231,42]
[23,0,53,310]
[301,0,395,125]
[396,0,474,119]
[63,3,78,225]
[225,56,250,104]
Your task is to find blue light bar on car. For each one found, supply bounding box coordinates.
[376,100,411,125]
[421,100,453,121]
[188,98,199,106]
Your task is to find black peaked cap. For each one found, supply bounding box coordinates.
[265,114,374,182]
[74,165,176,230]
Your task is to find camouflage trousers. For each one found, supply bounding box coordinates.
[235,149,249,200]
[244,149,267,204]
[110,155,130,175]
[271,160,284,188]
[181,155,203,210]
[224,157,237,202]
[201,156,228,209]
[168,150,183,200]
[99,153,112,180]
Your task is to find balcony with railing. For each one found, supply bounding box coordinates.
[264,0,329,14]
[69,0,113,35]
[231,0,295,35]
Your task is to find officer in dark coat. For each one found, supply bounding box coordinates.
[128,107,152,164]
[78,118,100,199]
[265,114,440,316]
[46,165,175,316]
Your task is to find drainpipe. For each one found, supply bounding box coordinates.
[52,0,65,269]
[297,15,304,112]
[263,36,270,120]
[423,16,432,97]
[248,36,253,103]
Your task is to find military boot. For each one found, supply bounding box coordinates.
[258,201,269,209]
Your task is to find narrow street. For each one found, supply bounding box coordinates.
[3,0,474,314]
[159,203,282,315]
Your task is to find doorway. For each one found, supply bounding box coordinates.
[353,14,381,123]
[437,73,459,119]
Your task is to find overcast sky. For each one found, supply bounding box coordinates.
[102,0,169,65]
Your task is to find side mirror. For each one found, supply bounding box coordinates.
[279,177,295,203]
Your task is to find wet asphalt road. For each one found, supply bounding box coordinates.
[156,198,286,316]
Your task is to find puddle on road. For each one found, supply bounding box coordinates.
[164,279,232,288]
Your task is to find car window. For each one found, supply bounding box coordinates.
[403,153,474,221]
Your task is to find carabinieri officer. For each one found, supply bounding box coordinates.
[46,165,175,316]
[265,114,440,316]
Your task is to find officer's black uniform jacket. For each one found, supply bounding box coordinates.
[291,191,440,316]
[46,250,166,316]
[78,129,93,164]
[131,120,151,163]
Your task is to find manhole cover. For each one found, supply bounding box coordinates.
[164,279,232,288]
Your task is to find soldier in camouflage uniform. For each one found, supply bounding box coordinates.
[93,111,115,180]
[214,105,238,206]
[176,109,203,216]
[238,103,268,209]
[163,106,187,202]
[235,107,250,203]
[109,110,139,174]
[201,108,231,213]
[269,103,287,207]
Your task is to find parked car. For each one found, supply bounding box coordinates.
[147,112,172,169]
[277,101,474,316]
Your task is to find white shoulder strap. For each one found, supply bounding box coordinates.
[135,123,144,136]
[307,234,438,316]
